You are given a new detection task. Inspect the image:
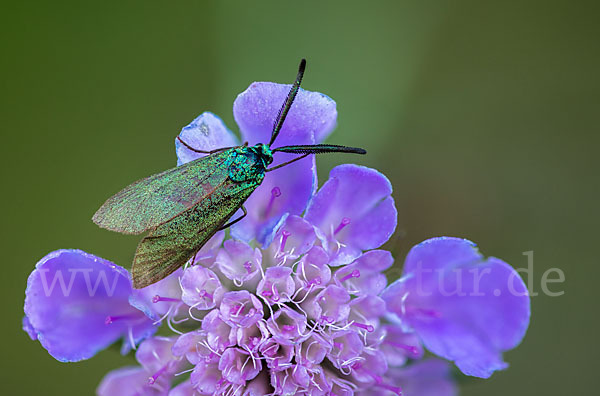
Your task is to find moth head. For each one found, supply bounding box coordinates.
[253,143,274,167]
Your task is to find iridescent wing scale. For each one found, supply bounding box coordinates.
[92,149,235,234]
[131,179,258,288]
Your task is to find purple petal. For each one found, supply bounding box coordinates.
[305,165,397,266]
[175,112,239,166]
[202,309,234,352]
[172,330,216,365]
[328,375,354,396]
[380,326,424,366]
[382,237,531,378]
[386,359,458,396]
[168,380,195,396]
[219,291,263,328]
[216,239,262,286]
[266,306,307,342]
[219,347,261,385]
[291,363,311,388]
[336,250,394,295]
[180,266,224,309]
[271,368,300,395]
[97,366,169,396]
[302,285,350,323]
[22,316,37,340]
[328,330,364,368]
[296,332,331,366]
[23,249,156,362]
[190,361,221,394]
[348,295,386,333]
[402,237,480,274]
[294,246,332,288]
[233,82,337,147]
[232,320,269,352]
[129,268,183,319]
[259,337,294,370]
[256,266,295,305]
[135,336,176,372]
[351,349,388,385]
[243,371,271,396]
[265,214,318,263]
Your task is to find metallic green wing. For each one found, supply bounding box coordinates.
[131,179,258,288]
[92,149,236,234]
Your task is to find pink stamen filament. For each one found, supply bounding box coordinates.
[261,283,280,301]
[279,230,291,252]
[104,314,138,325]
[263,343,278,357]
[378,382,402,395]
[205,352,216,362]
[198,289,213,300]
[264,187,281,217]
[271,284,280,301]
[340,269,360,282]
[243,261,252,273]
[152,295,180,304]
[282,324,295,332]
[216,378,227,390]
[358,366,403,395]
[234,305,244,316]
[385,341,420,356]
[352,322,375,332]
[230,304,245,316]
[309,277,322,285]
[334,217,351,235]
[148,364,168,385]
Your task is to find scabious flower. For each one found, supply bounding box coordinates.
[23,79,530,395]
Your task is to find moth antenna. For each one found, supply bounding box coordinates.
[269,59,306,146]
[272,144,367,155]
[267,144,366,172]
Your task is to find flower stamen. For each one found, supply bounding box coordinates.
[279,230,291,253]
[104,314,138,325]
[151,295,180,304]
[148,363,168,385]
[264,187,282,217]
[334,217,351,235]
[351,321,375,333]
[340,269,360,282]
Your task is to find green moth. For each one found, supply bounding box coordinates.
[92,59,366,289]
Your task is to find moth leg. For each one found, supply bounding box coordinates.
[218,206,248,230]
[266,153,310,172]
[177,136,236,154]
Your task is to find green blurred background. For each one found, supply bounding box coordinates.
[2,0,598,394]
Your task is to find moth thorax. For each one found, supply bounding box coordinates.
[227,147,267,183]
